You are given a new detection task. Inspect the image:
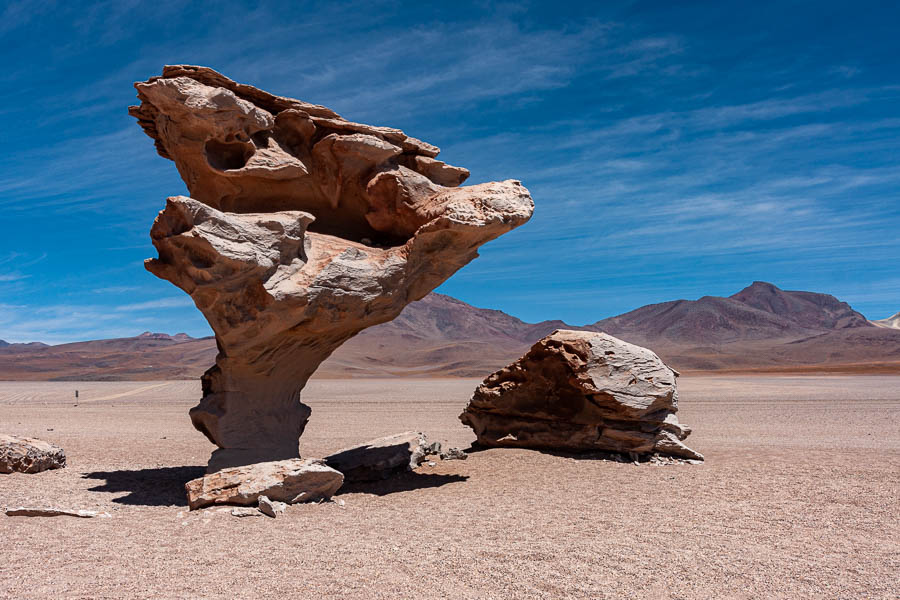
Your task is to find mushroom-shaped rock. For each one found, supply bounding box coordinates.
[459,330,703,461]
[131,66,534,471]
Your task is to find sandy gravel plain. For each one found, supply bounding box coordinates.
[1,376,898,599]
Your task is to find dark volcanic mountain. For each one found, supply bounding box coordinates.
[1,283,898,380]
[729,281,870,329]
[593,281,872,345]
[592,282,900,371]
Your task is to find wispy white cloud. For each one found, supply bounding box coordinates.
[114,297,194,311]
[0,297,207,344]
[4,1,900,331]
[0,0,51,35]
[92,285,143,294]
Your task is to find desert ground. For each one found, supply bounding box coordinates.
[1,376,898,599]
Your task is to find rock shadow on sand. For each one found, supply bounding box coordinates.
[83,466,205,506]
[337,472,468,497]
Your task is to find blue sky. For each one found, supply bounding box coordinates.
[1,0,899,343]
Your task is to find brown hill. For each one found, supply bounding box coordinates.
[0,334,216,381]
[318,294,570,377]
[729,281,870,329]
[0,340,49,349]
[1,283,899,380]
[592,281,871,345]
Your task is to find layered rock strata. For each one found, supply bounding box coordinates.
[130,66,534,470]
[0,434,66,474]
[459,330,703,461]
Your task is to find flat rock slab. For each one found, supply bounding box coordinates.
[185,458,343,510]
[5,507,109,518]
[324,432,441,482]
[0,434,66,474]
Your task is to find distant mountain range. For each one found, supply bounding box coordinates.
[1,282,898,380]
[592,281,900,372]
[0,341,49,349]
[135,331,194,342]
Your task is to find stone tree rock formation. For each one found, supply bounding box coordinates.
[459,330,703,461]
[130,66,534,471]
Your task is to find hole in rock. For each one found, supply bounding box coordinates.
[205,139,254,171]
[203,122,416,248]
[251,131,270,148]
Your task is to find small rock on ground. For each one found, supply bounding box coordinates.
[439,447,468,461]
[258,495,287,518]
[5,507,109,518]
[0,434,67,474]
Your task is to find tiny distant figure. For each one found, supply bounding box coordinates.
[75,390,79,399]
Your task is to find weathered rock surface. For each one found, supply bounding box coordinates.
[5,507,109,518]
[185,458,343,510]
[324,432,440,481]
[130,66,534,470]
[459,330,703,461]
[440,447,468,461]
[257,495,287,518]
[0,434,66,474]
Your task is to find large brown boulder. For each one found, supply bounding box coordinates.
[185,458,343,510]
[0,434,66,474]
[459,330,703,461]
[130,66,534,471]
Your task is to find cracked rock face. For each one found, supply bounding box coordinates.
[1,434,66,474]
[459,330,703,461]
[131,66,534,470]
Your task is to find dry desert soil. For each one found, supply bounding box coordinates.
[1,376,898,599]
